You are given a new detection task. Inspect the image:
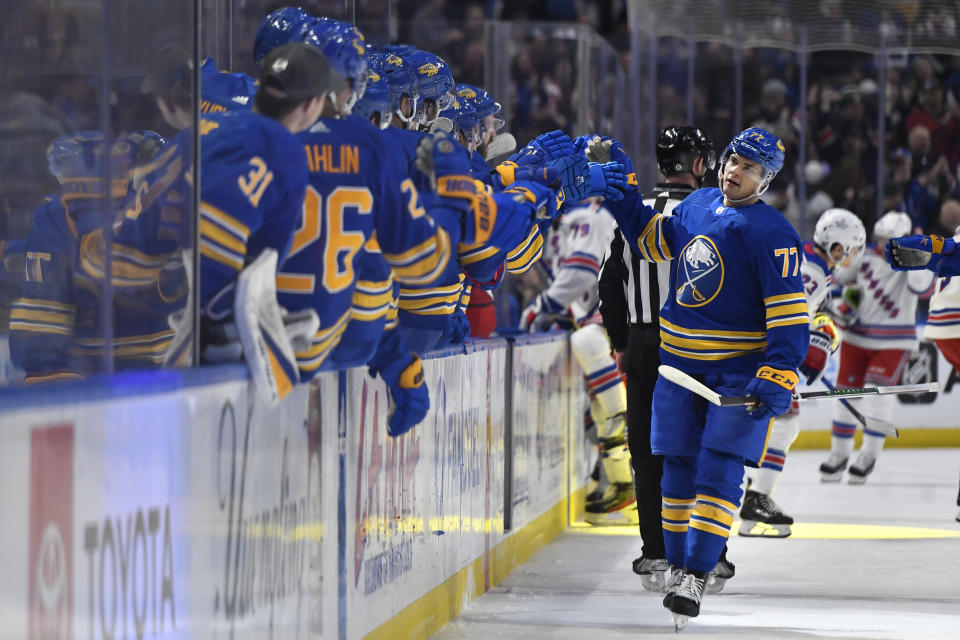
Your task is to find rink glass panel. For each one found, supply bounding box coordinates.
[0,0,201,384]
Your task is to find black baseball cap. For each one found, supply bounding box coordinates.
[258,42,343,101]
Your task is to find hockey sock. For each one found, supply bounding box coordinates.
[684,448,743,575]
[572,324,627,421]
[830,423,856,458]
[754,413,799,495]
[860,431,886,457]
[751,457,783,496]
[661,455,697,568]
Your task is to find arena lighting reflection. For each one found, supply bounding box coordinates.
[570,520,960,539]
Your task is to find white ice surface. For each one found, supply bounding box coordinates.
[432,448,960,640]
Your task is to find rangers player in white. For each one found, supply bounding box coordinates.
[740,208,865,536]
[520,198,635,525]
[820,211,937,483]
[919,228,960,522]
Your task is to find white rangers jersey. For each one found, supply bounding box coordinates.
[924,276,960,339]
[800,242,832,314]
[833,243,936,350]
[923,230,960,340]
[542,201,617,319]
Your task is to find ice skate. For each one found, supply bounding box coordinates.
[632,555,669,592]
[704,548,735,595]
[669,570,707,631]
[819,452,848,483]
[738,489,793,538]
[584,482,638,525]
[848,453,876,484]
[661,565,682,609]
[955,507,960,523]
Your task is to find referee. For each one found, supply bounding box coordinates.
[598,126,716,590]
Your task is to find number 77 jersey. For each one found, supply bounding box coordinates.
[279,117,453,375]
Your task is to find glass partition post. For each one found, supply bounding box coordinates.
[797,27,809,238]
[875,30,887,224]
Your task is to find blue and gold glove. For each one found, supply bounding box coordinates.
[587,161,627,201]
[886,234,957,273]
[371,353,429,437]
[744,366,798,421]
[449,309,471,344]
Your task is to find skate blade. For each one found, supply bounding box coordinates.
[703,576,727,596]
[847,474,869,485]
[820,472,844,483]
[738,520,791,538]
[584,506,639,526]
[639,572,666,593]
[672,613,689,632]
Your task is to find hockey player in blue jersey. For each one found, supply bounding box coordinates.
[405,50,456,131]
[76,43,332,403]
[199,58,258,114]
[10,130,176,380]
[603,127,807,629]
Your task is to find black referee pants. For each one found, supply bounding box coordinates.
[624,323,665,559]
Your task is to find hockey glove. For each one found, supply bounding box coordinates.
[519,291,565,332]
[744,366,798,421]
[449,309,471,344]
[587,161,627,201]
[484,132,518,164]
[585,137,639,190]
[886,235,957,273]
[528,130,575,162]
[371,353,429,437]
[415,130,473,193]
[799,314,839,385]
[494,161,560,190]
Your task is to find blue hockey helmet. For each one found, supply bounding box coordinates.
[404,50,455,125]
[353,56,393,129]
[721,127,784,174]
[449,98,481,149]
[253,7,313,65]
[47,131,105,182]
[302,19,368,115]
[459,84,503,129]
[379,52,419,126]
[718,126,784,198]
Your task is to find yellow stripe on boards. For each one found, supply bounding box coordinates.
[364,491,576,640]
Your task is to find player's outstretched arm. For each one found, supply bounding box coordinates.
[886,234,960,276]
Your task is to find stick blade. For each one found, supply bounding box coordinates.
[657,365,723,406]
[862,416,899,438]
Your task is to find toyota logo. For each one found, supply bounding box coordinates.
[34,523,68,640]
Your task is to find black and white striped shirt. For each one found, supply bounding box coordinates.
[598,183,695,351]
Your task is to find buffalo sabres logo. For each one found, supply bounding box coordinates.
[419,63,439,76]
[369,71,381,82]
[676,235,724,307]
[458,87,477,99]
[386,54,403,66]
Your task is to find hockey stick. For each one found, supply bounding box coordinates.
[820,377,899,438]
[658,365,939,409]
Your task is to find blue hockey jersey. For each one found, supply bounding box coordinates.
[606,187,808,375]
[199,58,257,114]
[279,117,453,375]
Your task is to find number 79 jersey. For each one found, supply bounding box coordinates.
[279,117,451,374]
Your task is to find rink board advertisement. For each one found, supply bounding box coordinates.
[0,367,341,640]
[340,342,508,639]
[510,334,577,530]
